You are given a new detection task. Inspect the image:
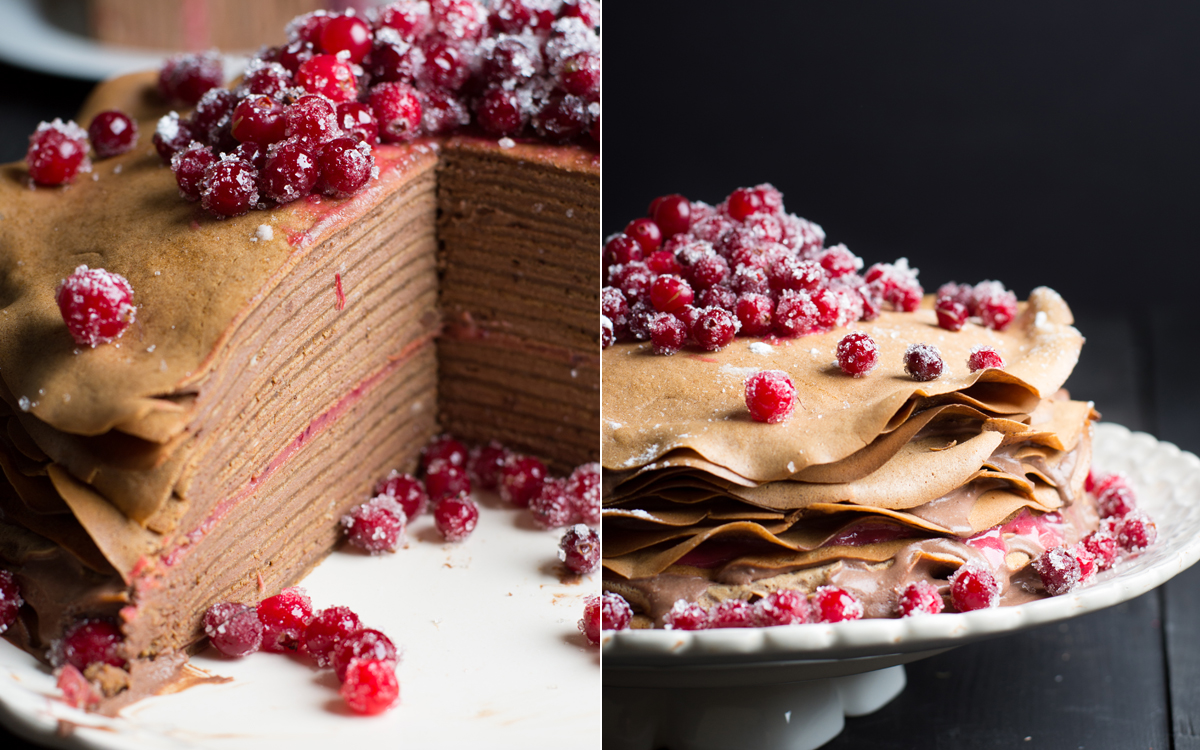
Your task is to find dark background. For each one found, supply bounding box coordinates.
[602,1,1200,309]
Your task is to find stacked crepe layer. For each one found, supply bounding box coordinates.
[602,288,1094,621]
[436,138,600,473]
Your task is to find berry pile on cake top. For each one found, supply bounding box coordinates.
[602,184,1019,356]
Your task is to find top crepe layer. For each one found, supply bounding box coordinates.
[602,287,1083,483]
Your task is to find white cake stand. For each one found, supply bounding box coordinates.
[601,424,1200,750]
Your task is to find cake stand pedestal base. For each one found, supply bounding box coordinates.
[603,664,906,750]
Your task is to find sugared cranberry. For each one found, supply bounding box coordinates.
[56,665,100,709]
[605,234,643,266]
[774,290,820,338]
[687,255,729,291]
[376,472,429,518]
[158,52,223,105]
[425,459,472,503]
[1081,530,1120,571]
[468,441,509,490]
[693,307,738,351]
[559,524,600,574]
[649,275,694,313]
[87,110,138,159]
[189,87,237,141]
[1114,511,1157,553]
[837,331,879,377]
[433,491,479,541]
[56,265,136,347]
[286,94,342,144]
[321,15,373,63]
[580,595,602,644]
[153,112,193,162]
[974,281,1018,331]
[257,586,314,653]
[500,455,547,507]
[609,261,654,303]
[1033,545,1091,596]
[812,586,864,623]
[419,41,470,91]
[938,281,975,311]
[421,434,467,470]
[935,297,969,332]
[288,11,332,46]
[490,0,534,33]
[481,36,538,84]
[26,119,90,186]
[948,563,999,612]
[476,88,525,137]
[54,619,125,670]
[818,245,860,278]
[529,478,575,528]
[275,39,316,74]
[727,184,783,221]
[0,571,21,635]
[753,589,810,626]
[744,370,796,424]
[534,91,588,142]
[566,462,601,526]
[896,581,944,617]
[341,494,407,553]
[201,158,259,218]
[697,286,737,312]
[231,95,286,145]
[296,54,359,104]
[240,60,292,99]
[335,101,380,145]
[369,82,423,143]
[560,0,600,27]
[375,1,431,40]
[601,592,633,631]
[560,51,600,100]
[234,141,266,170]
[261,137,319,204]
[645,249,681,277]
[624,218,663,254]
[770,258,824,293]
[430,0,487,43]
[708,599,756,628]
[736,293,774,336]
[663,599,707,631]
[203,602,263,657]
[332,628,398,682]
[968,346,1005,372]
[1097,480,1137,519]
[317,137,374,197]
[904,343,945,382]
[303,606,364,667]
[341,658,400,714]
[370,36,424,83]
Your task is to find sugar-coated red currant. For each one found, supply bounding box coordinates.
[88,110,138,159]
[744,370,797,424]
[27,119,90,186]
[837,331,879,377]
[904,343,945,382]
[257,586,314,653]
[812,586,864,623]
[433,491,479,541]
[968,346,1005,372]
[56,265,136,347]
[203,602,263,657]
[896,581,944,617]
[559,524,600,574]
[948,563,999,612]
[341,658,400,714]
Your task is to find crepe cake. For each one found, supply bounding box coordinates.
[0,73,598,706]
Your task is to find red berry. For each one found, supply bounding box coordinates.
[341,658,400,714]
[335,101,380,145]
[303,606,364,667]
[158,52,223,105]
[904,343,945,382]
[476,88,525,137]
[26,119,90,186]
[201,157,260,218]
[560,50,600,100]
[425,459,471,502]
[601,592,633,631]
[736,293,774,336]
[275,40,316,74]
[968,346,1005,372]
[1097,480,1137,519]
[973,281,1018,331]
[696,286,736,312]
[332,629,398,682]
[1114,511,1157,553]
[948,563,999,612]
[605,234,643,266]
[421,89,469,135]
[481,36,538,84]
[938,282,975,310]
[53,619,125,670]
[837,331,879,377]
[566,462,600,526]
[56,265,136,347]
[286,94,342,144]
[490,0,534,33]
[1082,530,1120,571]
[649,275,694,313]
[817,245,861,278]
[260,137,319,205]
[288,11,332,46]
[935,297,969,332]
[376,472,429,518]
[812,586,864,623]
[231,95,286,145]
[369,82,423,143]
[341,494,407,553]
[744,370,797,424]
[530,478,576,528]
[500,455,547,507]
[559,524,600,574]
[686,255,729,290]
[560,0,600,28]
[188,87,237,142]
[239,60,292,99]
[754,589,810,626]
[203,602,263,657]
[896,581,944,617]
[296,54,359,104]
[624,218,663,254]
[374,1,431,40]
[88,110,138,159]
[693,307,738,351]
[0,570,21,635]
[321,15,373,62]
[468,441,509,490]
[429,0,486,43]
[663,599,707,630]
[233,141,266,170]
[317,137,374,197]
[153,112,193,162]
[770,258,824,293]
[774,290,820,338]
[534,92,588,142]
[580,594,602,645]
[708,599,756,628]
[258,586,314,653]
[433,491,479,541]
[727,185,783,220]
[56,665,100,709]
[1033,545,1090,596]
[423,434,469,471]
[418,40,470,91]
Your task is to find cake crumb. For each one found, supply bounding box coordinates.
[255,224,274,242]
[498,137,515,149]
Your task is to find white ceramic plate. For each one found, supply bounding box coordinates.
[603,423,1200,679]
[0,496,601,749]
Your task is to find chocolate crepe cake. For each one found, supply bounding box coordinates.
[0,69,598,705]
[600,185,1151,629]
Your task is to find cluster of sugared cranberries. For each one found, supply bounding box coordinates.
[1033,471,1157,596]
[662,586,862,630]
[203,588,399,715]
[154,2,598,219]
[55,265,137,348]
[935,280,1018,332]
[744,369,797,424]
